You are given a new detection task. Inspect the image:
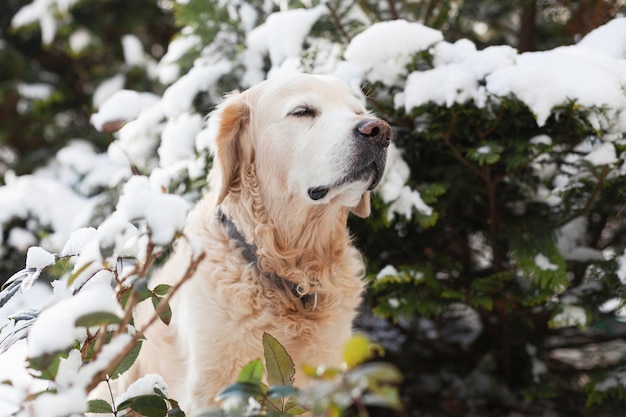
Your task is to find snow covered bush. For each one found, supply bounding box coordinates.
[2,0,626,416]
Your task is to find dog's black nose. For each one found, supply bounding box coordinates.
[355,119,392,148]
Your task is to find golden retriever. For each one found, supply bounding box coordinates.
[112,74,392,412]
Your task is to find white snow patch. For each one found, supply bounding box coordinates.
[115,176,190,246]
[379,144,432,220]
[345,20,443,72]
[25,246,56,270]
[162,60,232,118]
[69,27,92,54]
[376,265,399,280]
[158,112,203,167]
[0,175,95,250]
[584,142,618,166]
[404,64,477,109]
[556,217,605,262]
[115,374,169,407]
[122,34,147,67]
[27,280,122,357]
[552,305,587,328]
[578,17,626,59]
[616,249,626,285]
[91,89,160,132]
[534,253,558,271]
[243,5,327,86]
[92,74,126,109]
[17,82,54,100]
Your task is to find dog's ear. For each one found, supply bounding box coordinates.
[350,191,371,218]
[213,93,251,204]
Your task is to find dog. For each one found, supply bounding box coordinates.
[112,73,392,412]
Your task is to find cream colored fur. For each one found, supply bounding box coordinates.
[104,74,390,412]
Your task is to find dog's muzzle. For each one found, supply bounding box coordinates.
[307,118,393,201]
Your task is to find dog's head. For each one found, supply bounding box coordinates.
[209,74,392,218]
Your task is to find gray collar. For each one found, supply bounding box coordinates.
[217,207,317,309]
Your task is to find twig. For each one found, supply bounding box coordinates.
[558,164,608,227]
[386,0,399,20]
[440,109,487,182]
[86,249,206,393]
[326,2,351,44]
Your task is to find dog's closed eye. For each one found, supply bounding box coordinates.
[290,105,318,118]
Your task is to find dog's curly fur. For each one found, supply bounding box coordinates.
[107,74,391,412]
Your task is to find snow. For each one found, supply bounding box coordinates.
[158,112,203,167]
[379,144,432,221]
[91,90,160,132]
[345,20,443,72]
[404,64,477,108]
[115,374,169,407]
[616,249,626,285]
[122,34,147,67]
[376,265,399,280]
[584,142,618,166]
[55,140,127,195]
[11,0,80,44]
[61,227,98,257]
[161,60,232,118]
[399,22,626,132]
[551,305,588,328]
[69,28,92,54]
[243,5,328,85]
[7,228,37,252]
[31,386,87,416]
[486,46,626,128]
[556,217,605,262]
[115,176,190,246]
[27,279,121,357]
[92,74,126,109]
[25,246,55,270]
[595,370,626,392]
[577,17,626,59]
[158,34,201,84]
[0,175,96,251]
[534,253,558,271]
[17,82,54,100]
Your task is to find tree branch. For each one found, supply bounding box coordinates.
[85,249,206,394]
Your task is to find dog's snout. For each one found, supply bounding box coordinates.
[355,119,392,148]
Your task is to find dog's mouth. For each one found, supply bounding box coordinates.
[307,158,385,201]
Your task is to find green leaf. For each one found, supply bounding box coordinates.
[28,351,64,381]
[167,408,186,417]
[151,294,172,325]
[217,382,264,399]
[263,333,295,386]
[87,399,114,413]
[132,395,168,417]
[110,340,142,379]
[153,284,172,296]
[237,358,264,385]
[267,384,299,398]
[118,395,168,417]
[75,311,122,327]
[67,261,94,287]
